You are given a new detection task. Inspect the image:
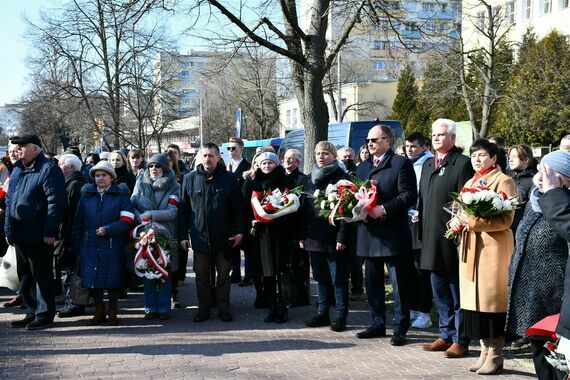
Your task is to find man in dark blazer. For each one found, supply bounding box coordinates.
[355,125,417,346]
[418,118,474,358]
[225,137,252,285]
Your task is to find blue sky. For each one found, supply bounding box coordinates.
[0,0,44,105]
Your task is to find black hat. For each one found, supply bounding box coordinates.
[11,134,42,148]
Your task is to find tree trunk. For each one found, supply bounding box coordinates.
[302,69,329,173]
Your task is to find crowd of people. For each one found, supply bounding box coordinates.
[1,123,569,379]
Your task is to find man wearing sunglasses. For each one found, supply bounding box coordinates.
[355,125,417,347]
[225,137,252,285]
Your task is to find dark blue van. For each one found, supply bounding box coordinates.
[277,120,404,167]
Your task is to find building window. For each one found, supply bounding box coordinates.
[525,0,533,18]
[452,2,461,14]
[440,3,448,12]
[422,2,435,12]
[426,22,436,32]
[373,40,382,49]
[372,60,386,70]
[286,110,291,127]
[506,1,515,24]
[291,108,298,129]
[563,0,569,9]
[543,0,552,13]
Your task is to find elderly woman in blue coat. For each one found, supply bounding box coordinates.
[131,153,180,320]
[72,161,135,326]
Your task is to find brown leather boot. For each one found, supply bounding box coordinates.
[477,337,504,375]
[469,339,489,372]
[90,303,106,325]
[422,338,451,351]
[107,303,119,326]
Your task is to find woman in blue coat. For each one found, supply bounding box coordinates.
[72,161,135,325]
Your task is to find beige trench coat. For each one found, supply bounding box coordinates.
[459,167,518,313]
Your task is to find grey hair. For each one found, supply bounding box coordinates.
[285,148,301,162]
[432,118,457,136]
[338,146,355,157]
[59,154,82,172]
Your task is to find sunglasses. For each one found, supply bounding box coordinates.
[148,164,161,169]
[365,137,389,143]
[226,146,238,151]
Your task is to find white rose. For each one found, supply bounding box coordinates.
[313,189,320,198]
[461,192,474,204]
[325,184,336,194]
[320,200,327,209]
[328,192,339,202]
[483,190,495,202]
[491,196,504,210]
[503,200,513,210]
[135,259,148,270]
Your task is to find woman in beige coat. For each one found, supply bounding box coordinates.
[449,139,517,375]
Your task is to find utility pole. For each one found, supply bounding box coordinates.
[199,97,203,145]
[337,50,342,123]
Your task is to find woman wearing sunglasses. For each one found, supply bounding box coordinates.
[130,153,181,320]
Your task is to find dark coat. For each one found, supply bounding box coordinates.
[538,187,570,339]
[54,171,87,261]
[508,167,537,233]
[115,166,136,194]
[5,153,67,244]
[178,159,190,176]
[505,202,568,337]
[229,158,251,189]
[243,166,298,276]
[305,165,352,253]
[418,147,474,273]
[179,163,244,254]
[356,149,417,257]
[72,183,134,289]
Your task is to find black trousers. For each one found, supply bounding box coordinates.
[16,243,56,320]
[409,249,433,313]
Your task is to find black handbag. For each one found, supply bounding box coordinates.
[69,267,90,306]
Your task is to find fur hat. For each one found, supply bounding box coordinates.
[256,152,280,166]
[89,161,117,180]
[148,153,170,172]
[541,150,570,178]
[99,151,111,161]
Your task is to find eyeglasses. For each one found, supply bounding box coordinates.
[148,164,161,169]
[365,137,389,143]
[226,147,238,151]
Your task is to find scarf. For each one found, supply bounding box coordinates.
[311,160,339,186]
[529,187,542,213]
[97,185,111,199]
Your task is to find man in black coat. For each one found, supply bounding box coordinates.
[418,119,474,358]
[179,143,245,323]
[355,125,417,346]
[5,135,67,330]
[55,154,88,318]
[225,137,252,284]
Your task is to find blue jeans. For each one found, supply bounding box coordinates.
[143,277,172,313]
[309,251,350,318]
[364,255,410,335]
[430,271,470,346]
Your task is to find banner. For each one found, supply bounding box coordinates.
[235,108,242,137]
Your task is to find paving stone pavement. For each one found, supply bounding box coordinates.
[1,260,536,379]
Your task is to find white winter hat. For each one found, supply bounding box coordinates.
[90,160,117,180]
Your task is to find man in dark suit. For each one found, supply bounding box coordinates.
[418,118,474,358]
[225,137,252,285]
[355,125,417,346]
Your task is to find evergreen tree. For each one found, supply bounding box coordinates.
[389,64,419,134]
[495,30,570,145]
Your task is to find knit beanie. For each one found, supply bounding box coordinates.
[148,153,170,172]
[541,150,570,178]
[256,152,280,167]
[90,161,117,179]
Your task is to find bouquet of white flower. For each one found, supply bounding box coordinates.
[444,186,518,240]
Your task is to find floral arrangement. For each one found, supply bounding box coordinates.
[544,339,568,373]
[250,186,303,223]
[312,177,378,226]
[131,222,171,282]
[445,186,518,239]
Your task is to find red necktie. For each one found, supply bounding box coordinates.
[374,157,381,167]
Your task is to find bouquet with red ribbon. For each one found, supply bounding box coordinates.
[251,186,303,223]
[131,222,171,282]
[312,177,378,226]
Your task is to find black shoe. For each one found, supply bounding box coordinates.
[275,308,288,324]
[219,311,233,322]
[305,314,331,327]
[264,309,278,323]
[193,313,210,323]
[171,293,181,309]
[26,319,54,330]
[356,326,386,339]
[511,337,530,348]
[330,316,347,332]
[230,275,241,284]
[390,334,406,346]
[11,313,35,328]
[238,278,253,287]
[58,306,86,318]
